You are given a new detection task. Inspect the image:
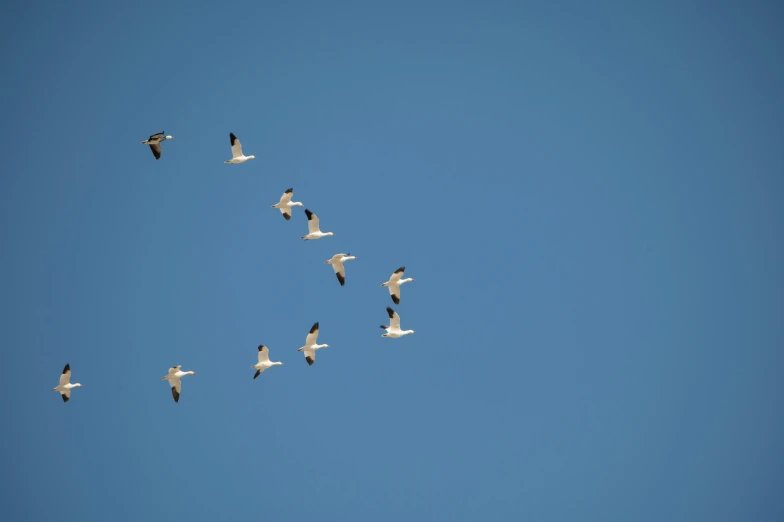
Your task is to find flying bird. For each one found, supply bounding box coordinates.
[381,267,414,305]
[301,209,334,240]
[140,132,173,160]
[325,253,356,286]
[161,365,196,403]
[252,345,284,379]
[380,307,416,338]
[52,363,82,403]
[224,132,256,164]
[297,322,330,366]
[271,188,304,220]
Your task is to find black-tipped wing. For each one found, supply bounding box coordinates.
[59,364,71,386]
[391,292,400,305]
[150,143,162,159]
[390,267,405,282]
[281,209,291,220]
[306,356,315,366]
[171,381,181,403]
[306,322,319,345]
[61,393,69,403]
[253,369,261,379]
[229,133,243,158]
[386,307,401,329]
[336,272,345,286]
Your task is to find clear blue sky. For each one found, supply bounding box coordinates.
[1,1,782,521]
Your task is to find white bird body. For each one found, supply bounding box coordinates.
[161,365,196,403]
[224,132,256,164]
[297,322,330,365]
[325,253,356,286]
[52,364,82,402]
[252,345,284,379]
[301,209,334,240]
[381,266,414,305]
[381,307,416,338]
[271,188,304,220]
[140,131,173,160]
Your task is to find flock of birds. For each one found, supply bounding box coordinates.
[52,131,417,404]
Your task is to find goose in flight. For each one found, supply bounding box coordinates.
[252,345,284,379]
[224,132,256,164]
[161,365,196,403]
[140,132,173,160]
[381,307,416,338]
[271,188,304,220]
[325,253,356,286]
[381,267,414,305]
[301,209,334,240]
[297,322,330,366]
[52,363,82,403]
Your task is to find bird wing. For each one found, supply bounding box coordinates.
[230,133,244,158]
[305,322,319,346]
[168,365,181,375]
[59,364,71,386]
[149,132,165,140]
[387,307,401,330]
[332,262,346,286]
[150,143,162,159]
[305,210,320,234]
[388,283,401,305]
[61,389,71,402]
[389,266,405,283]
[170,378,181,403]
[304,349,316,366]
[257,345,270,363]
[279,188,294,204]
[280,208,291,220]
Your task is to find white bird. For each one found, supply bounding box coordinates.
[380,307,416,338]
[224,132,256,164]
[301,209,334,240]
[271,188,304,221]
[252,345,284,379]
[325,253,356,286]
[381,266,415,305]
[297,322,330,366]
[140,131,173,160]
[161,365,196,403]
[52,363,82,403]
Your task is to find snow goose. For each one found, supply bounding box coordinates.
[297,322,330,366]
[161,365,196,403]
[52,363,82,403]
[252,345,284,379]
[325,253,356,286]
[381,307,416,338]
[224,132,256,164]
[301,209,334,240]
[381,267,415,305]
[140,131,173,160]
[271,188,304,220]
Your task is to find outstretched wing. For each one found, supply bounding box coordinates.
[304,349,315,366]
[332,262,345,286]
[170,378,181,403]
[59,364,71,386]
[257,345,270,363]
[279,188,294,204]
[387,307,401,330]
[305,322,319,346]
[61,389,71,403]
[389,267,405,283]
[150,143,162,159]
[149,132,165,140]
[280,208,291,220]
[304,209,320,234]
[230,133,244,158]
[388,283,401,304]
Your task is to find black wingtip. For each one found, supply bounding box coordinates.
[306,356,315,366]
[171,387,180,403]
[283,212,291,221]
[305,209,313,219]
[380,325,388,329]
[258,345,265,352]
[336,273,345,286]
[61,394,69,403]
[391,295,400,305]
[310,322,319,333]
[253,370,261,379]
[63,364,70,374]
[386,307,395,318]
[395,266,405,273]
[285,188,293,193]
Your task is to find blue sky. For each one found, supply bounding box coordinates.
[1,1,782,520]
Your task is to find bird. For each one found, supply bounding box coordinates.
[52,363,82,403]
[271,188,304,220]
[224,132,256,164]
[252,345,284,379]
[161,365,196,403]
[140,132,173,160]
[297,322,330,366]
[325,253,356,286]
[380,307,416,338]
[381,267,415,305]
[301,209,334,240]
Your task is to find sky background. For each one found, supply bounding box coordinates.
[1,1,782,521]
